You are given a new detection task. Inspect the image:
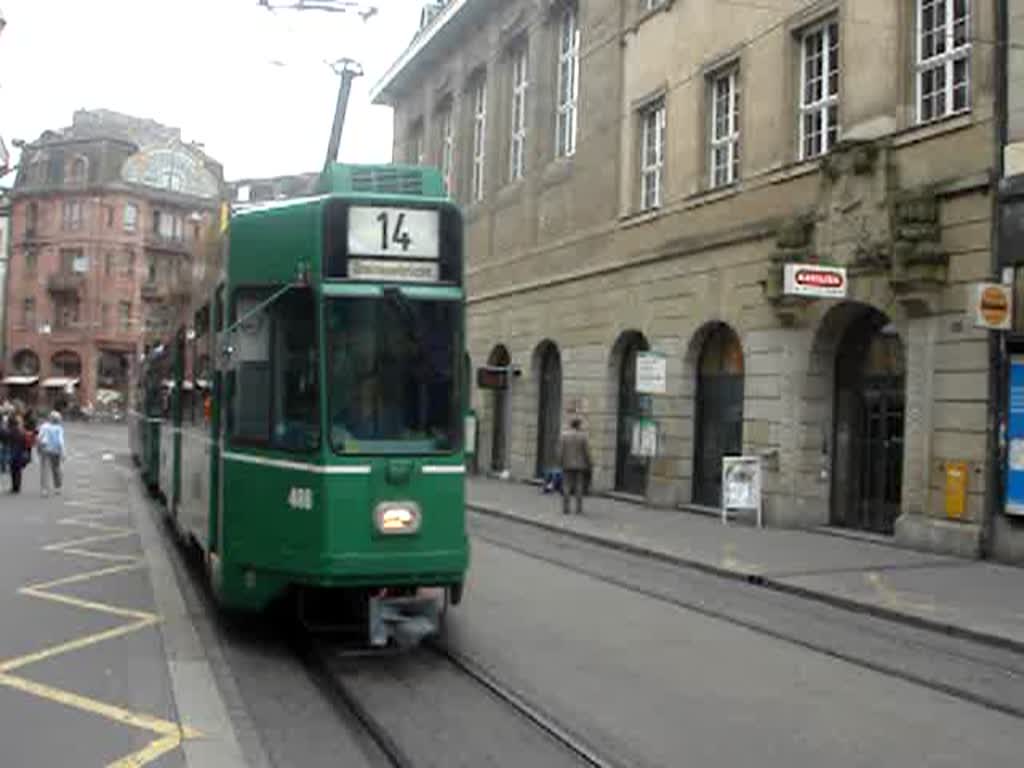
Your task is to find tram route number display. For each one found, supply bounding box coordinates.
[348,206,440,260]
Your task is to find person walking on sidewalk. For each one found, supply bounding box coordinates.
[37,411,65,497]
[7,416,29,494]
[559,417,592,515]
[0,407,12,492]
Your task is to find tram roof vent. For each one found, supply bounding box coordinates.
[319,163,446,198]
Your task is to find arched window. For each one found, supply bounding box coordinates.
[487,345,511,472]
[613,331,650,495]
[534,341,562,477]
[693,324,745,507]
[51,350,83,378]
[833,309,905,534]
[12,349,40,376]
[69,156,88,185]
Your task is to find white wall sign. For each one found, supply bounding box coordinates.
[783,263,848,299]
[722,456,763,528]
[631,419,658,458]
[636,352,667,395]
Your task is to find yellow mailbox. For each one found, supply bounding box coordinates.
[945,462,969,520]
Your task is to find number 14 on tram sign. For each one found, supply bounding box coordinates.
[348,206,440,260]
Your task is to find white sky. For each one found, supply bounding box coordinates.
[0,0,421,184]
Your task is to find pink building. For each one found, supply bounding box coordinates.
[3,110,223,412]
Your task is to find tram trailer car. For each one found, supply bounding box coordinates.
[140,164,469,647]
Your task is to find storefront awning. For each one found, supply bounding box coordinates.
[2,375,39,386]
[41,377,80,389]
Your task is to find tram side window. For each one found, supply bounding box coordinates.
[271,290,319,451]
[228,288,319,451]
[229,291,272,443]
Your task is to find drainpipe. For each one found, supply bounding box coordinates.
[982,0,1009,559]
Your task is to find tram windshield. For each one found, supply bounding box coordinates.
[326,295,460,454]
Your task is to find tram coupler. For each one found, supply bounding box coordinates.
[368,594,441,649]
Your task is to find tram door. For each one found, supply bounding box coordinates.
[833,315,905,534]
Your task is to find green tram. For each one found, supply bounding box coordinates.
[132,164,469,646]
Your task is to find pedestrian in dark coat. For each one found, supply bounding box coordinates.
[0,412,11,492]
[559,418,593,515]
[8,416,29,494]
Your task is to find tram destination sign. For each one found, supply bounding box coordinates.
[349,259,440,283]
[348,206,440,260]
[783,263,848,299]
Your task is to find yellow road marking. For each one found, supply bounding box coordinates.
[865,571,937,614]
[0,503,202,766]
[107,734,188,768]
[0,672,199,738]
[0,618,158,673]
[720,542,761,574]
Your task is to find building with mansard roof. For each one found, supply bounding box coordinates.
[3,109,224,411]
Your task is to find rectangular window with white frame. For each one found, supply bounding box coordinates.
[509,45,529,182]
[639,99,666,211]
[800,19,840,159]
[556,4,580,158]
[471,76,488,202]
[710,68,740,188]
[438,102,455,194]
[917,0,971,123]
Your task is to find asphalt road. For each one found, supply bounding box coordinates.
[49,427,1024,768]
[454,512,1024,767]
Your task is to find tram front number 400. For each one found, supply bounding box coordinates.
[287,487,314,511]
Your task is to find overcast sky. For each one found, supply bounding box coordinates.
[0,0,420,184]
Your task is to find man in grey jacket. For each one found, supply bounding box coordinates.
[559,418,592,515]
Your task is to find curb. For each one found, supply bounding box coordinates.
[129,473,254,768]
[468,502,1024,656]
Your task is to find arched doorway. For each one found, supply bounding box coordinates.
[693,324,745,507]
[614,331,650,495]
[488,345,511,472]
[534,341,562,478]
[833,309,905,534]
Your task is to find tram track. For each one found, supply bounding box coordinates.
[469,517,1024,723]
[148,474,620,768]
[301,633,628,768]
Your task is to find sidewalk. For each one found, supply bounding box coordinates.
[468,477,1024,652]
[0,426,250,768]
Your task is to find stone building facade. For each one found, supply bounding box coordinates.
[4,110,223,410]
[374,0,1022,560]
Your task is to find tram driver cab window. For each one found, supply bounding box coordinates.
[228,287,319,452]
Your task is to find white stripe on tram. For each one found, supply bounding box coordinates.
[221,452,372,475]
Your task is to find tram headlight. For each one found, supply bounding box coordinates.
[374,502,422,535]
